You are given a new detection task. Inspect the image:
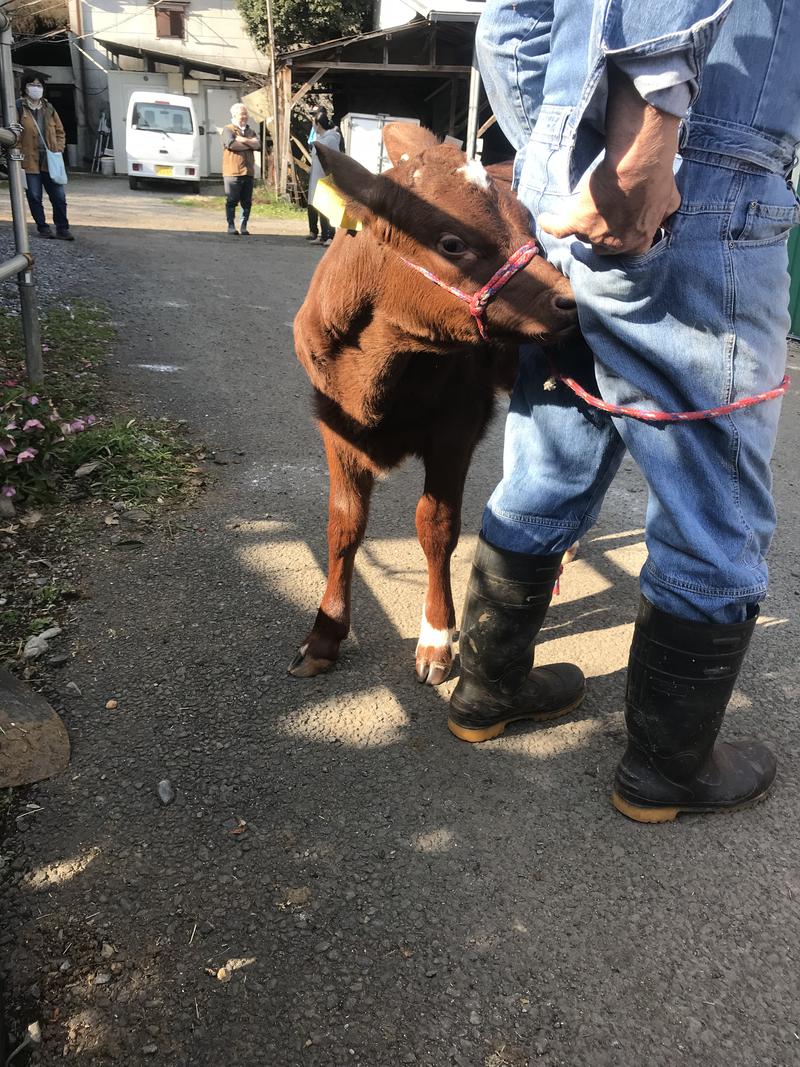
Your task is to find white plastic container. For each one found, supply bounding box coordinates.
[340,113,420,174]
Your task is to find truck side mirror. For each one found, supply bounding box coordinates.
[199,125,205,135]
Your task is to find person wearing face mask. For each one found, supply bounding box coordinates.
[16,72,73,241]
[221,102,259,236]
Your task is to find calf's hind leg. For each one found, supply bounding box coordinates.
[414,443,472,686]
[289,432,374,678]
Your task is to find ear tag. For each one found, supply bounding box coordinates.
[312,175,363,232]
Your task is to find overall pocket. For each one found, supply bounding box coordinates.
[729,192,800,248]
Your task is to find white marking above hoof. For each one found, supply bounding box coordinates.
[416,610,456,654]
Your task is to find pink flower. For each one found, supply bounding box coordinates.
[1,485,15,497]
[69,419,86,433]
[0,445,6,460]
[86,414,97,426]
[16,447,37,463]
[22,418,44,431]
[5,421,17,432]
[2,379,18,387]
[27,395,40,405]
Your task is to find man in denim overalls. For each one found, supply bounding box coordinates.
[449,0,800,822]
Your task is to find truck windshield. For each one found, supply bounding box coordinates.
[131,103,193,134]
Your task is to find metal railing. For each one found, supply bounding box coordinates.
[0,9,43,384]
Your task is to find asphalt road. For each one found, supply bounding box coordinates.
[3,176,800,1067]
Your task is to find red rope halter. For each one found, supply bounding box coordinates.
[400,240,790,423]
[400,239,540,341]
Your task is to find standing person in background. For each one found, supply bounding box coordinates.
[306,113,341,246]
[305,106,327,240]
[17,73,73,241]
[221,103,258,236]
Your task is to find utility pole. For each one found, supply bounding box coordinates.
[265,0,280,196]
[0,9,43,384]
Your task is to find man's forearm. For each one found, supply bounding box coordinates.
[603,62,681,185]
[538,64,682,254]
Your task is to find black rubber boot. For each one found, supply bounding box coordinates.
[448,536,585,742]
[612,597,777,823]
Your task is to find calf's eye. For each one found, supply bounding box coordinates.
[437,234,469,257]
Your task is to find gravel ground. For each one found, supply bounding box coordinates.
[0,229,93,312]
[1,177,800,1067]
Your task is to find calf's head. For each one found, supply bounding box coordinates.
[314,123,577,347]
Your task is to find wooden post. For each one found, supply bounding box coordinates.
[265,0,280,196]
[278,65,292,197]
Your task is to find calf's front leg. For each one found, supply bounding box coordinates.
[289,432,374,678]
[414,445,472,686]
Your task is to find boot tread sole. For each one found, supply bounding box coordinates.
[447,690,584,743]
[611,786,772,824]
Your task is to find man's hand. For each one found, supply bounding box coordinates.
[538,65,682,256]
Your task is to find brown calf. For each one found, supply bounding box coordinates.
[290,123,576,685]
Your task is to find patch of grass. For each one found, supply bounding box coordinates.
[60,417,197,504]
[2,300,198,506]
[1,300,205,667]
[172,183,304,219]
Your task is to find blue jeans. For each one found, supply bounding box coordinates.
[25,170,69,233]
[477,7,799,624]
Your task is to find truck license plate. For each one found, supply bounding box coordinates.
[156,165,173,176]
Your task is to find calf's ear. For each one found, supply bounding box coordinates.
[314,143,380,221]
[382,122,439,166]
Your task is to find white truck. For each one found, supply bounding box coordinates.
[125,91,201,193]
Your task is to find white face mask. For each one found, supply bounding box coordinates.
[26,85,44,101]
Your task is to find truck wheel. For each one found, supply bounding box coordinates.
[189,181,200,195]
[128,176,139,190]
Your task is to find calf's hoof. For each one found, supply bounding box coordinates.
[415,646,453,686]
[288,643,336,678]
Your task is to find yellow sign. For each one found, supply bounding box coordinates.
[311,175,363,232]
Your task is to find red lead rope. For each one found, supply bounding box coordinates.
[548,364,791,424]
[401,240,790,422]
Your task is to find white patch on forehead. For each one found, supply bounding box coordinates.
[399,153,409,161]
[458,159,490,189]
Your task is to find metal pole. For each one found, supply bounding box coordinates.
[0,10,43,385]
[0,254,32,283]
[265,0,280,197]
[465,40,481,161]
